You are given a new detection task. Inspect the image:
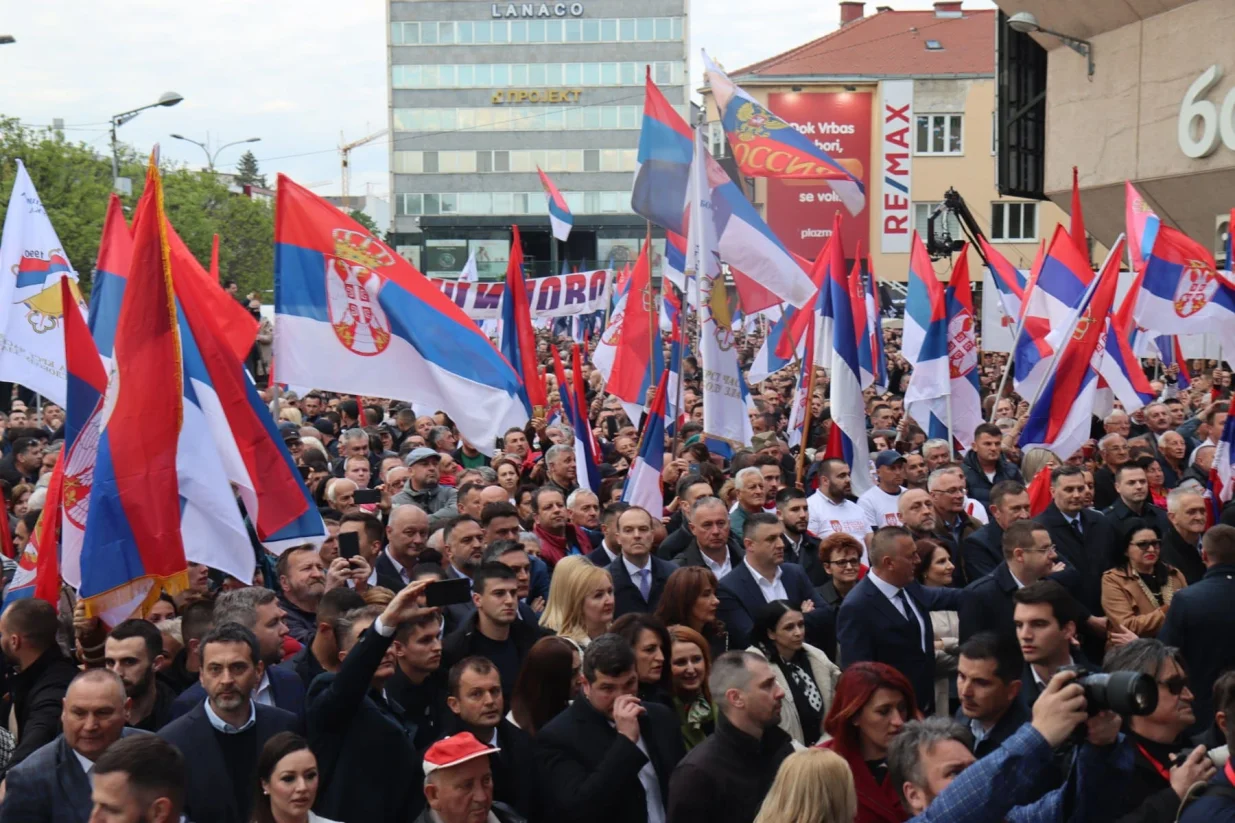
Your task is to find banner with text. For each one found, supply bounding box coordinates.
[879,80,913,254]
[765,92,872,260]
[436,270,610,319]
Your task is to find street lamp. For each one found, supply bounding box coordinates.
[0,36,15,45]
[169,134,261,171]
[109,91,184,192]
[1007,12,1094,77]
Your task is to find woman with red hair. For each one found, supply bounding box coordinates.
[818,662,920,823]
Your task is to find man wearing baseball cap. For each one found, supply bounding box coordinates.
[858,450,907,530]
[392,447,458,515]
[417,732,525,823]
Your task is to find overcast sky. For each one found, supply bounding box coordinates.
[3,0,991,198]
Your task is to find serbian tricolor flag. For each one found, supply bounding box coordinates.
[500,225,549,417]
[903,231,950,442]
[79,161,188,620]
[979,236,1027,325]
[1125,181,1161,273]
[1209,412,1235,523]
[946,245,984,454]
[1155,335,1192,390]
[664,230,688,293]
[605,236,663,423]
[1014,225,1097,404]
[865,254,888,392]
[827,228,872,495]
[3,450,63,610]
[551,346,600,492]
[1019,237,1125,464]
[537,167,573,242]
[632,69,693,235]
[1133,225,1235,355]
[1069,166,1088,263]
[702,49,864,217]
[622,369,668,517]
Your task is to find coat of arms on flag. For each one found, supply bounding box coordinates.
[13,250,84,333]
[947,310,977,380]
[326,229,394,356]
[1174,260,1219,318]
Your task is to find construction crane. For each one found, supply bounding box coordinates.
[340,128,387,209]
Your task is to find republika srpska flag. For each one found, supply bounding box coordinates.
[550,346,600,493]
[902,231,950,443]
[605,237,664,425]
[79,163,188,621]
[631,68,693,235]
[1019,237,1125,465]
[702,50,865,217]
[826,225,872,495]
[537,167,573,242]
[275,175,527,448]
[0,160,87,404]
[978,236,1027,325]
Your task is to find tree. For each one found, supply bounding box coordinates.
[0,118,274,297]
[348,208,380,238]
[234,150,266,188]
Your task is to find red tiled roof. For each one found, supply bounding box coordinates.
[734,8,995,79]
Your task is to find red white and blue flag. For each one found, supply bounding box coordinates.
[79,164,188,621]
[1125,181,1161,273]
[903,231,950,442]
[537,167,573,242]
[1154,335,1192,390]
[1013,225,1097,404]
[551,346,600,492]
[865,255,888,392]
[1133,224,1235,357]
[979,236,1027,325]
[631,69,693,235]
[826,227,871,495]
[702,50,865,217]
[605,237,664,425]
[1019,238,1125,463]
[275,175,527,448]
[1208,412,1235,523]
[945,245,983,453]
[500,225,550,418]
[622,370,667,517]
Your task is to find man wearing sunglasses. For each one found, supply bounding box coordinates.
[1099,639,1216,823]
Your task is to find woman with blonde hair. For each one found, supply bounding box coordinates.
[538,555,614,647]
[1019,447,1060,485]
[754,747,856,823]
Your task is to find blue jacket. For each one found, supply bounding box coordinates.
[717,561,835,656]
[1160,563,1235,732]
[908,724,1134,823]
[1180,768,1235,823]
[170,663,306,722]
[0,729,146,823]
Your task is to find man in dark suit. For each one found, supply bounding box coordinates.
[0,597,79,777]
[1011,581,1089,710]
[1034,465,1119,615]
[1102,463,1170,539]
[717,513,834,655]
[534,634,684,823]
[776,488,826,586]
[587,502,627,567]
[377,504,431,591]
[0,669,142,823]
[609,506,676,618]
[158,624,300,823]
[656,476,717,561]
[308,581,431,823]
[1162,488,1209,585]
[280,586,366,690]
[171,587,306,722]
[1161,524,1235,730]
[962,480,1030,586]
[672,496,745,576]
[441,656,537,820]
[1092,433,1129,510]
[837,526,963,714]
[954,633,1028,758]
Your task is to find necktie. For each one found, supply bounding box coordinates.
[638,568,651,601]
[896,589,924,651]
[1070,518,1083,539]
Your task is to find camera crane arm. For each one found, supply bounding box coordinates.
[926,188,994,268]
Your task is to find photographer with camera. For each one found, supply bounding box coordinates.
[1100,639,1216,823]
[1180,679,1235,822]
[888,669,1132,823]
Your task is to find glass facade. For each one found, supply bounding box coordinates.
[394,148,637,174]
[391,17,683,45]
[395,190,632,216]
[392,105,642,131]
[392,60,684,89]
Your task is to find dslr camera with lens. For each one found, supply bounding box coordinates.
[1059,665,1158,715]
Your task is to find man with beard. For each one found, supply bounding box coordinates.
[157,624,298,823]
[904,452,929,491]
[309,581,436,823]
[807,459,872,553]
[104,620,176,732]
[275,545,328,644]
[170,588,305,722]
[899,488,938,541]
[776,488,826,586]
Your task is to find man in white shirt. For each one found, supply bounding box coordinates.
[807,459,873,553]
[858,451,906,530]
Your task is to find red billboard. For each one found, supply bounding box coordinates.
[765,91,872,261]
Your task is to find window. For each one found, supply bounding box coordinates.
[925,39,943,50]
[654,18,671,40]
[708,121,728,159]
[990,202,1038,242]
[915,113,963,155]
[620,18,635,40]
[399,17,685,45]
[392,106,642,132]
[494,151,510,172]
[584,149,599,171]
[636,18,654,40]
[423,152,439,173]
[913,202,960,244]
[477,151,492,172]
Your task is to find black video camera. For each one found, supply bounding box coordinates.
[1059,665,1158,716]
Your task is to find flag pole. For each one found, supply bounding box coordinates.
[946,388,955,458]
[795,330,818,489]
[989,319,1025,422]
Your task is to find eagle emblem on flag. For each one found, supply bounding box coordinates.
[734,102,791,142]
[11,250,84,334]
[1173,260,1218,319]
[326,229,394,356]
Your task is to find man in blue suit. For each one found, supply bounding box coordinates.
[838,526,964,714]
[170,587,306,721]
[717,512,835,655]
[608,507,677,618]
[0,669,144,823]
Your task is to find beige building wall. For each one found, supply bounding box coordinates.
[703,77,1086,284]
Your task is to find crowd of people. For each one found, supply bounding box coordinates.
[0,320,1232,823]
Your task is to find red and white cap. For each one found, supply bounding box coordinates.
[422,732,499,776]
